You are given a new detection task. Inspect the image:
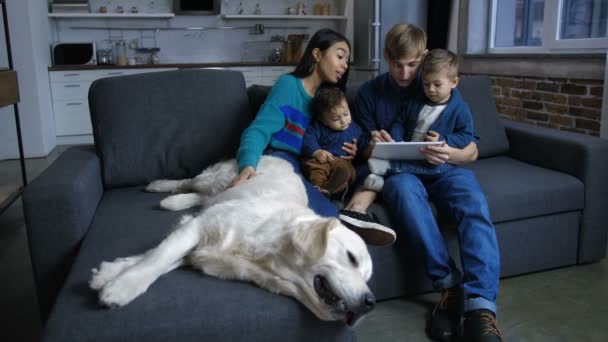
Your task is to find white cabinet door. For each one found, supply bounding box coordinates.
[50,68,176,141]
[52,99,92,135]
[224,67,262,87]
[260,66,293,86]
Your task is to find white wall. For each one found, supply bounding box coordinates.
[1,0,56,160]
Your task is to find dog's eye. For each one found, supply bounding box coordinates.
[347,251,358,267]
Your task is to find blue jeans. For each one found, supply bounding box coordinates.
[382,167,500,314]
[264,149,338,218]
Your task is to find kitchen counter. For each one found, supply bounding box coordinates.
[48,62,297,71]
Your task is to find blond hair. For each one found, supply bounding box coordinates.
[384,24,427,61]
[421,49,459,79]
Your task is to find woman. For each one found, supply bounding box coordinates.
[230,28,354,217]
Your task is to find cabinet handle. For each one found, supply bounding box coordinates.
[64,84,81,88]
[66,102,83,106]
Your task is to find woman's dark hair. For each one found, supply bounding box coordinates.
[290,28,351,91]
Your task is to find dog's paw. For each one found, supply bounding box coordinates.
[160,193,201,211]
[145,180,178,193]
[98,272,149,307]
[89,257,140,290]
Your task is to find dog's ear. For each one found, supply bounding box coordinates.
[292,218,339,262]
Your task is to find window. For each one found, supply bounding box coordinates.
[489,0,608,53]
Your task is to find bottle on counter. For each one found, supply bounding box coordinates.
[116,40,127,66]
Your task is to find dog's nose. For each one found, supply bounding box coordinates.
[361,292,375,312]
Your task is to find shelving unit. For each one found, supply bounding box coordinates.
[0,0,27,215]
[222,14,347,20]
[48,12,175,18]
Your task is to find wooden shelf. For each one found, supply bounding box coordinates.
[0,70,19,107]
[222,14,347,20]
[48,13,175,18]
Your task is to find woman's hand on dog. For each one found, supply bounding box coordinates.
[229,166,256,188]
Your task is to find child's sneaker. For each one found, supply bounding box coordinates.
[338,209,396,245]
[363,174,384,192]
[368,158,390,176]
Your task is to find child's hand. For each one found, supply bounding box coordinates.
[421,142,451,165]
[425,130,440,142]
[341,138,357,160]
[313,149,334,163]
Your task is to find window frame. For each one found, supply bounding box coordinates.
[487,0,608,54]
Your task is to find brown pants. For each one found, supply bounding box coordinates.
[301,157,357,190]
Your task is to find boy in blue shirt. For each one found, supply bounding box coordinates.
[363,49,477,192]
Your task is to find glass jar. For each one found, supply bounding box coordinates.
[115,40,127,66]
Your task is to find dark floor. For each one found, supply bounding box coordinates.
[1,147,607,341]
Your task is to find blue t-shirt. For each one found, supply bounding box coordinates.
[301,119,364,158]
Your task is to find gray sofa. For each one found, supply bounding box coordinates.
[23,69,608,341]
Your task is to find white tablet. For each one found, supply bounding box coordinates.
[370,141,444,160]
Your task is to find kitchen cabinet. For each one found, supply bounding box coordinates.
[260,66,293,86]
[49,66,292,144]
[223,66,293,87]
[49,68,175,144]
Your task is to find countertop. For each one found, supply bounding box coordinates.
[48,62,297,71]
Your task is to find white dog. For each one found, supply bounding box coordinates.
[89,156,375,325]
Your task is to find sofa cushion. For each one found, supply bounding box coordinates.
[89,69,253,189]
[457,75,510,158]
[465,156,584,222]
[43,188,353,342]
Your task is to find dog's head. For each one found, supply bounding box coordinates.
[284,217,374,326]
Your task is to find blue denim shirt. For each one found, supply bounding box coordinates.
[355,72,479,175]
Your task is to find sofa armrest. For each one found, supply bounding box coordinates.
[22,145,103,319]
[502,119,608,264]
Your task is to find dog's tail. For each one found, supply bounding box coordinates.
[189,159,238,196]
[145,179,194,193]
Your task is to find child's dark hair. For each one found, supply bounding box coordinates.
[291,28,351,91]
[312,87,346,119]
[421,49,459,79]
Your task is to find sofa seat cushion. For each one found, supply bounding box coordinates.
[43,188,352,342]
[465,156,584,223]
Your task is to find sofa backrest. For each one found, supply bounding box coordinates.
[457,75,510,158]
[89,69,253,188]
[248,75,509,159]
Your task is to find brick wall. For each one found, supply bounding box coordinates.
[489,76,604,136]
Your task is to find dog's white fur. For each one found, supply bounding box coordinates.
[89,156,374,324]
